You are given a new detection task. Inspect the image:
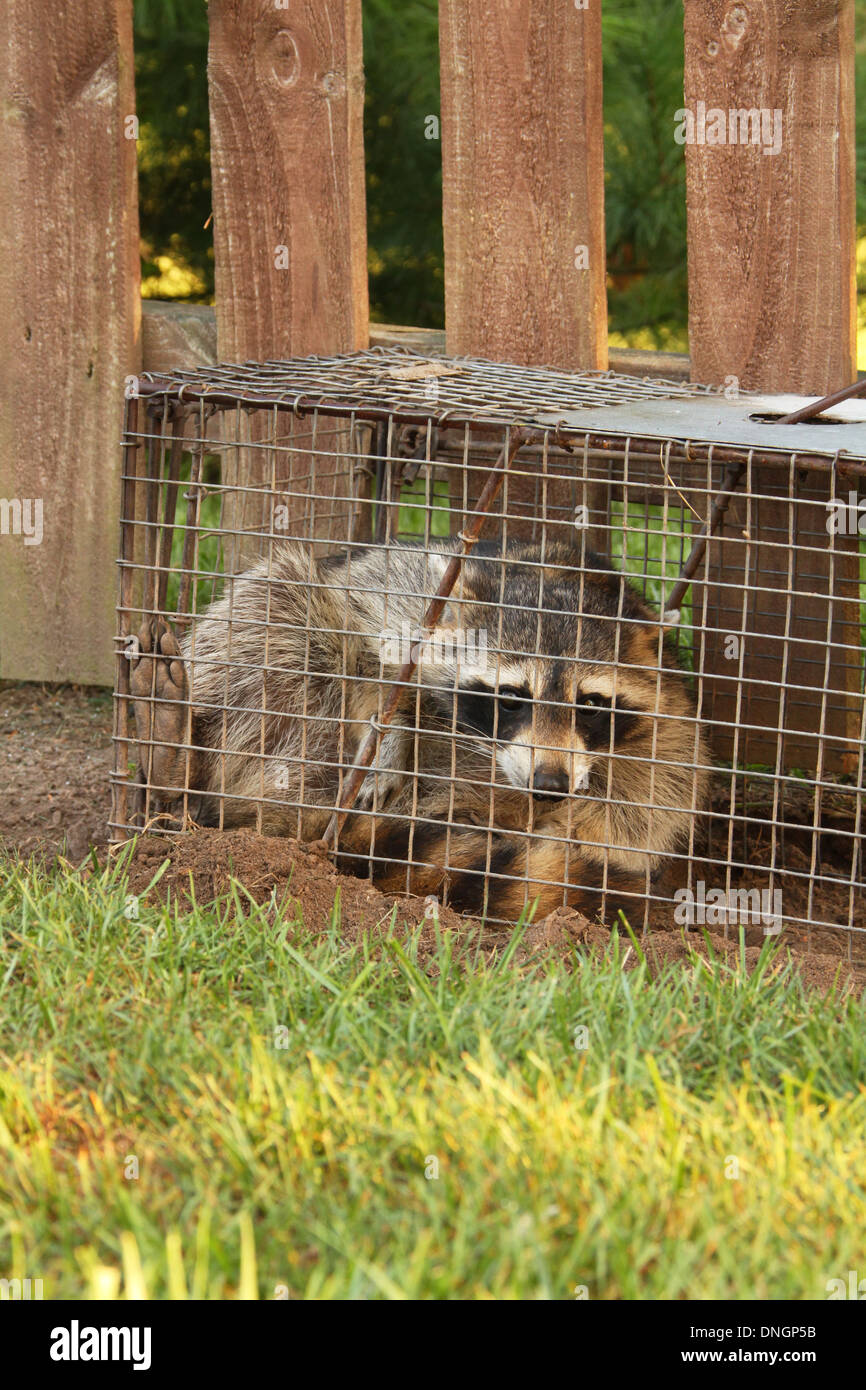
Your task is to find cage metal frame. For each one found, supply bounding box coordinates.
[111,348,866,955]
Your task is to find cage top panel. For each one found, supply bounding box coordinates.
[138,347,866,462]
[139,346,713,423]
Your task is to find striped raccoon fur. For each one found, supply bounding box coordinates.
[131,536,710,923]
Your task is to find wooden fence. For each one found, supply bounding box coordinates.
[0,0,858,686]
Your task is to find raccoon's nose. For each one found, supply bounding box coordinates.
[532,767,570,799]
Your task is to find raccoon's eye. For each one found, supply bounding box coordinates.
[496,687,530,712]
[578,693,607,710]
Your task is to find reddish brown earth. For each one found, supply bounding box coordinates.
[1,681,863,993]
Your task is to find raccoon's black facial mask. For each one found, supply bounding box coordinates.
[453,683,642,748]
[454,681,533,740]
[574,691,641,748]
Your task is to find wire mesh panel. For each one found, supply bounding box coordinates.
[112,349,866,959]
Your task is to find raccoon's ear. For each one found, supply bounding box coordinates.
[631,618,675,665]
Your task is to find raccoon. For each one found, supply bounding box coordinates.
[130,536,710,923]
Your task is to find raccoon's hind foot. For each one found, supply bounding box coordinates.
[130,616,194,812]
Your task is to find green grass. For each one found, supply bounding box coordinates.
[394,475,452,538]
[1,850,865,1300]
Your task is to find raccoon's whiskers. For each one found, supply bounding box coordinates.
[423,722,504,756]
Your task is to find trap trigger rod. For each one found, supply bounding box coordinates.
[774,376,866,426]
[313,427,531,855]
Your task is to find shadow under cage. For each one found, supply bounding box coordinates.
[111,349,866,956]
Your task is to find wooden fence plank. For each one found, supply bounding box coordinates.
[0,0,140,685]
[207,0,368,566]
[694,472,862,773]
[207,0,368,362]
[681,1,859,770]
[438,0,607,546]
[683,0,856,394]
[438,0,607,371]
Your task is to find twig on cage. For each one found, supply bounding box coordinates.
[663,456,748,617]
[659,443,702,521]
[372,421,389,545]
[107,808,184,848]
[310,428,531,856]
[114,394,143,835]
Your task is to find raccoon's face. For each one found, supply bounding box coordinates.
[418,551,672,800]
[451,659,646,799]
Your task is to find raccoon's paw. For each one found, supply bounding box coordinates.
[355,766,404,812]
[130,616,187,704]
[129,616,190,798]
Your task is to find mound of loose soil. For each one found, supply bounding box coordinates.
[122,828,866,994]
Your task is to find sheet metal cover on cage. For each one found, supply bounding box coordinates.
[534,394,866,458]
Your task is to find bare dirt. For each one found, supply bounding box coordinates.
[2,681,863,994]
[0,682,113,861]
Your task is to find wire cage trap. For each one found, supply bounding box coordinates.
[111,348,866,956]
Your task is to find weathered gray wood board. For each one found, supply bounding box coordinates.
[140,303,693,380]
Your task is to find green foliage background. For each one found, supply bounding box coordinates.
[134,0,866,343]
